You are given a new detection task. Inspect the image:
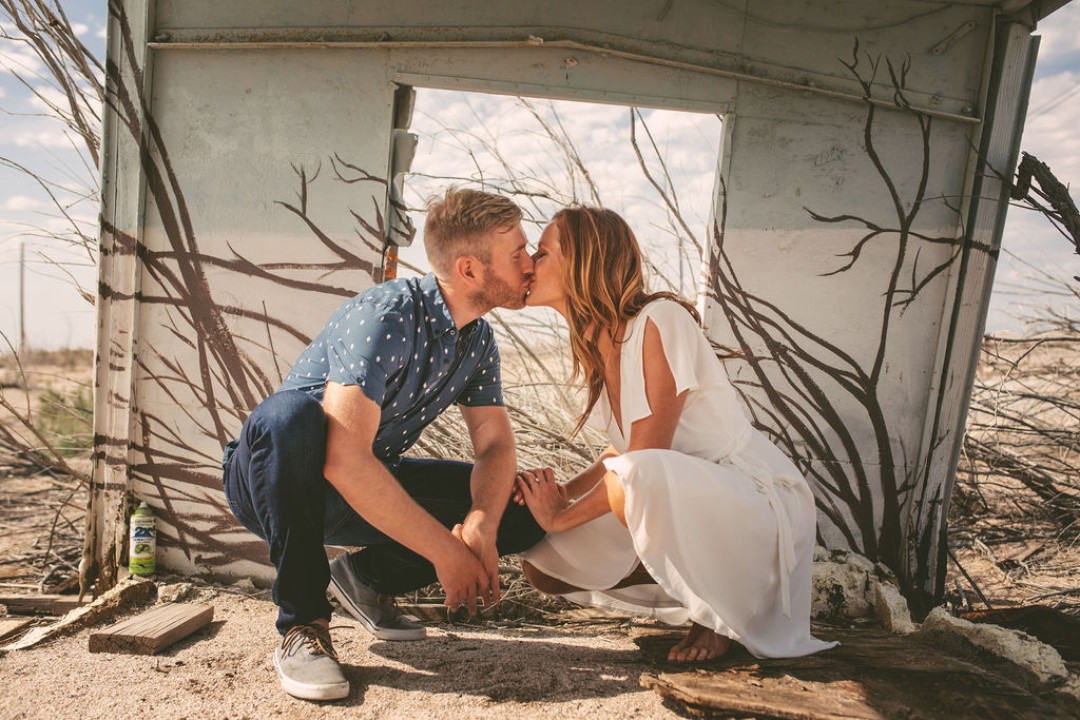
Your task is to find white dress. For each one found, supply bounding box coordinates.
[520,299,837,659]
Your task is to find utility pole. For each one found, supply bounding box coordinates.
[19,239,26,355]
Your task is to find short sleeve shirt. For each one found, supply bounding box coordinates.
[278,273,503,461]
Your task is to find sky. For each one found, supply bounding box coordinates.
[0,3,1078,350]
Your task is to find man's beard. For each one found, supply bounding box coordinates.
[473,268,526,311]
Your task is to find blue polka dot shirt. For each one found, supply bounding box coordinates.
[278,273,503,461]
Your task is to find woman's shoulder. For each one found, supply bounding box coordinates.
[637,296,700,330]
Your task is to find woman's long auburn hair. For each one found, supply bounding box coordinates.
[551,205,699,435]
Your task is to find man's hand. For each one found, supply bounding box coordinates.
[457,404,515,608]
[433,533,490,617]
[456,516,501,609]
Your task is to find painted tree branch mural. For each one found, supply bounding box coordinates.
[88,0,391,588]
[90,1,993,620]
[708,41,990,611]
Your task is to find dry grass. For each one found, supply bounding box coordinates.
[947,331,1080,615]
[1,326,1077,625]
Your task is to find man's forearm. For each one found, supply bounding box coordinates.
[465,439,516,531]
[326,454,455,565]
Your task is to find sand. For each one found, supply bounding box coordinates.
[0,580,681,720]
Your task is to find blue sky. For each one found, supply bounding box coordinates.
[0,4,1078,349]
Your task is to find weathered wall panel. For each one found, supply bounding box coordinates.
[711,78,975,566]
[91,0,1050,608]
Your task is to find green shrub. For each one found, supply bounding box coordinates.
[35,385,94,457]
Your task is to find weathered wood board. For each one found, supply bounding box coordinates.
[0,594,87,615]
[88,603,214,655]
[637,626,1077,720]
[0,617,33,642]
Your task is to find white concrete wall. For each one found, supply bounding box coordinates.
[93,0,1034,602]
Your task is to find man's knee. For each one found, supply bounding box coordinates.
[248,391,326,454]
[498,502,546,554]
[236,391,328,496]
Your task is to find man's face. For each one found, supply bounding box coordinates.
[474,223,534,311]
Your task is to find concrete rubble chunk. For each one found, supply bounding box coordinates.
[873,578,916,634]
[156,582,194,604]
[811,547,876,620]
[230,577,257,592]
[1055,674,1080,706]
[811,547,917,632]
[916,607,1070,690]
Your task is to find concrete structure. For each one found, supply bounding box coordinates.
[88,0,1073,614]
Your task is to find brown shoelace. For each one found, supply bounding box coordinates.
[280,623,339,661]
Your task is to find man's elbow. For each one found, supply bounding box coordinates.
[323,446,376,489]
[476,435,516,466]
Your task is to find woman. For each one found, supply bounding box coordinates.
[516,206,836,663]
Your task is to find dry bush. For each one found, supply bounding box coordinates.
[949,276,1079,613]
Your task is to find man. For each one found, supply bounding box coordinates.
[222,188,544,701]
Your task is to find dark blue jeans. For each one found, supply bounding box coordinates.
[222,390,545,634]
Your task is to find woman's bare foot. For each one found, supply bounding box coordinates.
[667,622,731,663]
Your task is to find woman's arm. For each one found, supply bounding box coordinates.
[562,445,619,500]
[623,317,687,452]
[520,318,688,532]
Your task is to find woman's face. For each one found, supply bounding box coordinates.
[526,222,567,312]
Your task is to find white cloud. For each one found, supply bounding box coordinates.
[986,63,1080,333]
[1035,3,1080,62]
[71,22,89,37]
[26,85,72,112]
[14,128,75,149]
[2,195,47,211]
[96,24,106,40]
[0,45,45,77]
[0,23,46,77]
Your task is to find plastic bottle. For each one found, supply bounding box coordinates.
[128,501,157,575]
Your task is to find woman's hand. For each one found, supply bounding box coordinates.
[515,467,569,532]
[512,466,567,505]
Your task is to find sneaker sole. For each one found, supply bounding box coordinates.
[328,576,427,641]
[273,650,349,701]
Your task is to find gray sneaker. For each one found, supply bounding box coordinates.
[273,623,349,701]
[328,554,427,641]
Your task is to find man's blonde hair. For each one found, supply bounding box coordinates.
[424,188,523,275]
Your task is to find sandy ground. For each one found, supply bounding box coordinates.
[1,347,1076,719]
[0,579,688,720]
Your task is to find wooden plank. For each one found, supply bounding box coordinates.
[637,627,1076,720]
[89,603,214,655]
[0,618,33,642]
[3,576,155,652]
[0,594,88,615]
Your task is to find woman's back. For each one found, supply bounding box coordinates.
[594,298,757,462]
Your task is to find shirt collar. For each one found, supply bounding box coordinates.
[420,273,459,339]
